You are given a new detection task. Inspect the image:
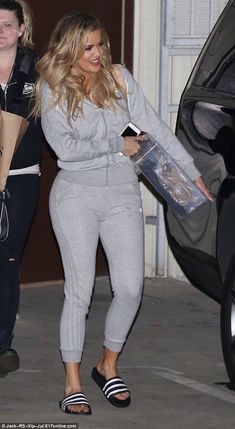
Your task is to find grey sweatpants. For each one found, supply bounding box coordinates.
[49,174,144,363]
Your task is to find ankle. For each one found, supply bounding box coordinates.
[95,348,120,379]
[64,362,82,395]
[96,360,118,380]
[65,382,82,396]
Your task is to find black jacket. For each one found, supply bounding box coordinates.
[0,47,43,169]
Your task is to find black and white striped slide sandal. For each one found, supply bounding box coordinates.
[91,366,131,408]
[59,392,92,415]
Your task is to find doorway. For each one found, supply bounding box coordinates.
[21,0,134,282]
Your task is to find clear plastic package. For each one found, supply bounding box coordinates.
[131,133,207,216]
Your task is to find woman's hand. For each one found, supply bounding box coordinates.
[194,177,214,202]
[123,135,143,157]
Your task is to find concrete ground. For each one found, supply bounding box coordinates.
[1,277,235,428]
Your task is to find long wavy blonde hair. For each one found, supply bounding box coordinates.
[17,0,34,48]
[34,11,127,121]
[0,0,34,48]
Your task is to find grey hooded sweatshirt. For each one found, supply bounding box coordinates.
[41,64,200,186]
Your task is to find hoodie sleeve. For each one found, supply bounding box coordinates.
[118,65,200,181]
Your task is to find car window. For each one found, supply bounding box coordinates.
[215,58,235,94]
[192,101,235,175]
[192,3,235,88]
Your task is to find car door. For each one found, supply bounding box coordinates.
[165,0,235,303]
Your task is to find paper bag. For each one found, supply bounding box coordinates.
[0,109,29,191]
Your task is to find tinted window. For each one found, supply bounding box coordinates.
[215,58,235,94]
[192,2,235,88]
[193,102,235,175]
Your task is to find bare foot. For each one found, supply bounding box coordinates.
[63,362,91,414]
[96,362,130,401]
[63,388,91,414]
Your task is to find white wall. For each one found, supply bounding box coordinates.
[133,0,162,277]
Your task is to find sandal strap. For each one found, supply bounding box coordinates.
[61,392,89,412]
[103,377,129,399]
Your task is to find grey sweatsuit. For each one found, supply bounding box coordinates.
[41,65,200,363]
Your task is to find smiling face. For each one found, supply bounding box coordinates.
[0,9,24,51]
[76,29,105,79]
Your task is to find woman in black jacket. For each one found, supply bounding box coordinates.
[0,0,43,376]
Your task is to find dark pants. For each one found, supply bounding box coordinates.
[0,174,39,350]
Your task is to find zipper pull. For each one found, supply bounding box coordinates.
[0,188,10,200]
[5,188,10,198]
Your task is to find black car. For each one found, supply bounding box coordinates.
[164,0,235,387]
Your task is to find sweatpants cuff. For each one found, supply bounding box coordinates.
[61,348,82,363]
[104,339,123,353]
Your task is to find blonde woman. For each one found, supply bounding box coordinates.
[0,0,43,376]
[35,11,210,415]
